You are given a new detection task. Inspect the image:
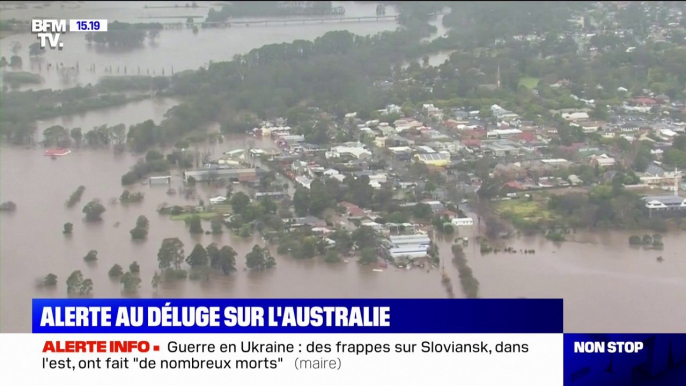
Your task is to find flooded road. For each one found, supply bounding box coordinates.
[1,1,399,91]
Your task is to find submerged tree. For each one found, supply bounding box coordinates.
[245,245,276,271]
[63,222,73,234]
[130,215,149,239]
[79,279,93,295]
[186,243,208,267]
[211,245,237,274]
[121,272,141,293]
[82,200,106,221]
[358,247,378,265]
[66,270,83,295]
[83,250,98,262]
[66,186,86,208]
[211,217,223,234]
[152,271,161,292]
[157,237,185,270]
[43,273,58,287]
[452,245,479,299]
[108,264,124,277]
[188,215,204,234]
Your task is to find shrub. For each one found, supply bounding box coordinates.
[108,264,123,277]
[164,268,187,280]
[629,235,642,245]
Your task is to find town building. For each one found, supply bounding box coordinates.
[414,152,451,167]
[643,195,686,217]
[451,217,474,227]
[183,168,261,183]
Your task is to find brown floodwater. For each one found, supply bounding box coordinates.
[437,221,686,333]
[0,97,451,333]
[2,98,685,333]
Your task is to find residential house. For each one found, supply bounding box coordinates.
[482,141,521,157]
[487,128,523,139]
[339,201,368,220]
[209,196,227,205]
[640,163,681,187]
[494,163,527,180]
[568,174,583,185]
[561,112,590,122]
[589,154,616,168]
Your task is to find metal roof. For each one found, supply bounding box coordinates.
[643,196,685,205]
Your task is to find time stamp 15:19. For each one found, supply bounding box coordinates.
[31,19,108,49]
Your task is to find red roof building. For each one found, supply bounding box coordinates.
[461,139,482,147]
[518,131,536,142]
[339,201,367,218]
[503,181,525,190]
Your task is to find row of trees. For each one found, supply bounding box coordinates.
[45,239,269,295]
[44,261,142,294]
[66,186,86,208]
[451,245,479,298]
[1,85,145,145]
[156,238,274,278]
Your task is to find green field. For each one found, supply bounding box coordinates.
[494,199,555,221]
[518,77,540,89]
[170,212,220,221]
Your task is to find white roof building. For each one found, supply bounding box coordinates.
[295,176,313,189]
[325,146,372,159]
[561,112,590,121]
[209,196,227,204]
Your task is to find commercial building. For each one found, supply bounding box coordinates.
[451,217,474,227]
[389,234,431,247]
[325,146,372,160]
[381,234,432,260]
[643,195,686,217]
[255,192,289,200]
[483,141,521,157]
[414,152,451,167]
[183,168,261,183]
[149,176,171,185]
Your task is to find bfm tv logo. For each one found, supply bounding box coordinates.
[32,19,66,49]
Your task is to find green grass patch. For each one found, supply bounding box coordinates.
[494,199,555,221]
[170,212,219,221]
[518,77,540,89]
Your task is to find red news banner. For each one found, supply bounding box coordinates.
[43,341,155,369]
